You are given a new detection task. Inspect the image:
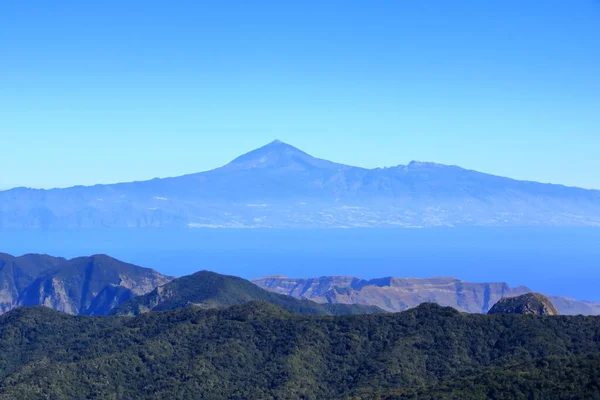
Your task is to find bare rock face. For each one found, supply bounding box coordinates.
[0,253,172,315]
[253,275,530,314]
[253,275,599,315]
[488,293,560,316]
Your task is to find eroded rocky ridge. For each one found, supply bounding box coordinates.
[253,275,600,315]
[0,253,172,315]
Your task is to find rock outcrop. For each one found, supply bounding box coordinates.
[488,293,560,315]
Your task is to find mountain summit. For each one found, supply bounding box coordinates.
[1,141,600,228]
[223,140,352,171]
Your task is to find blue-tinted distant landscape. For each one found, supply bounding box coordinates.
[2,227,599,301]
[2,1,600,396]
[2,141,600,229]
[2,141,599,304]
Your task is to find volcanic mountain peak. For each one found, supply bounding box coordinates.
[223,140,353,171]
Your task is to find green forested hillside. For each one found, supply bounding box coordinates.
[394,354,600,399]
[1,302,599,399]
[111,270,383,316]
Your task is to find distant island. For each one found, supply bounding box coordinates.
[1,140,600,228]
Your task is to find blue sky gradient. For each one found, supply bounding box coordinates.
[2,0,599,189]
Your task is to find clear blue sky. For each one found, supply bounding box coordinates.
[1,0,599,190]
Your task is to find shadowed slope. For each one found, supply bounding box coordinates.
[0,253,172,315]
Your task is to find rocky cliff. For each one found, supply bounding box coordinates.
[253,275,600,315]
[0,253,172,315]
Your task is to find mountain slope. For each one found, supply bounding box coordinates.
[0,253,172,315]
[111,270,383,316]
[1,303,600,399]
[252,275,600,315]
[2,140,600,228]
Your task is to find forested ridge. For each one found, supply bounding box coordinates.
[0,302,599,399]
[111,270,383,316]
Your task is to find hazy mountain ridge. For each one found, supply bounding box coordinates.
[252,275,600,315]
[0,253,172,315]
[2,140,600,228]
